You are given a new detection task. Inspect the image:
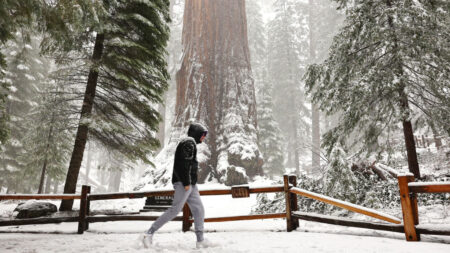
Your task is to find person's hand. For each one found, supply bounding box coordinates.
[185,185,190,191]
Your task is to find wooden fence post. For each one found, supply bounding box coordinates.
[85,186,91,231]
[288,175,299,229]
[182,203,192,232]
[78,185,89,234]
[284,175,293,232]
[398,175,419,241]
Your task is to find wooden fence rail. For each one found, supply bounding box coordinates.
[408,182,450,194]
[397,174,450,241]
[0,174,449,242]
[0,194,80,200]
[289,187,401,224]
[87,186,285,201]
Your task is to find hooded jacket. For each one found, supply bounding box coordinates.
[172,123,208,186]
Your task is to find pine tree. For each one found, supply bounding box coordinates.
[268,0,310,174]
[0,33,45,193]
[257,75,284,177]
[305,0,450,178]
[307,0,344,173]
[156,0,185,153]
[246,0,267,94]
[0,0,41,145]
[41,0,171,210]
[21,79,74,193]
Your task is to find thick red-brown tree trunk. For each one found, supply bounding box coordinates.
[175,0,262,185]
[137,0,263,189]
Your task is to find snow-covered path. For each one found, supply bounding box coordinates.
[1,219,450,253]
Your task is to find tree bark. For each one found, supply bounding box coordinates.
[38,159,48,194]
[38,116,54,194]
[398,86,420,178]
[60,33,105,211]
[385,0,420,179]
[309,0,321,173]
[402,118,420,178]
[173,0,261,184]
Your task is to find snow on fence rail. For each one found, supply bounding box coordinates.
[408,181,450,194]
[0,175,449,242]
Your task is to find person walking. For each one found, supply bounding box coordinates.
[141,123,216,249]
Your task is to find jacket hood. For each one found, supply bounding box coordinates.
[187,123,208,144]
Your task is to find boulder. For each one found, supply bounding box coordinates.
[14,201,57,219]
[225,166,248,186]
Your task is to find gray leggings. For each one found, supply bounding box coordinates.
[147,182,205,242]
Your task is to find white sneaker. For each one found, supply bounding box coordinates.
[196,239,219,249]
[142,233,153,248]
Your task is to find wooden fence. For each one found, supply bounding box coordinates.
[0,174,449,242]
[397,174,450,241]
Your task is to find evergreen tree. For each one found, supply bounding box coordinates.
[306,0,344,173]
[156,0,184,153]
[247,0,285,176]
[21,78,74,193]
[257,74,284,177]
[41,0,171,210]
[246,0,267,94]
[305,0,450,178]
[0,33,45,193]
[0,0,41,145]
[268,0,310,174]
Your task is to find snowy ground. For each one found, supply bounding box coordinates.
[1,186,450,253]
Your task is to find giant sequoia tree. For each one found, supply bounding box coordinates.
[138,0,262,188]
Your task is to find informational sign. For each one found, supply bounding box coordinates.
[145,195,174,206]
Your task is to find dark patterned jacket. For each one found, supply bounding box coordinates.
[172,123,208,186]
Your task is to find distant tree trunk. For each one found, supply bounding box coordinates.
[433,134,442,150]
[108,169,122,192]
[38,159,48,194]
[44,176,52,194]
[385,0,420,179]
[153,0,177,154]
[293,120,300,175]
[38,118,54,194]
[174,0,262,184]
[84,143,92,185]
[309,0,321,173]
[156,103,166,154]
[100,169,108,186]
[52,179,58,194]
[399,89,420,178]
[402,119,420,178]
[311,104,320,170]
[60,33,105,211]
